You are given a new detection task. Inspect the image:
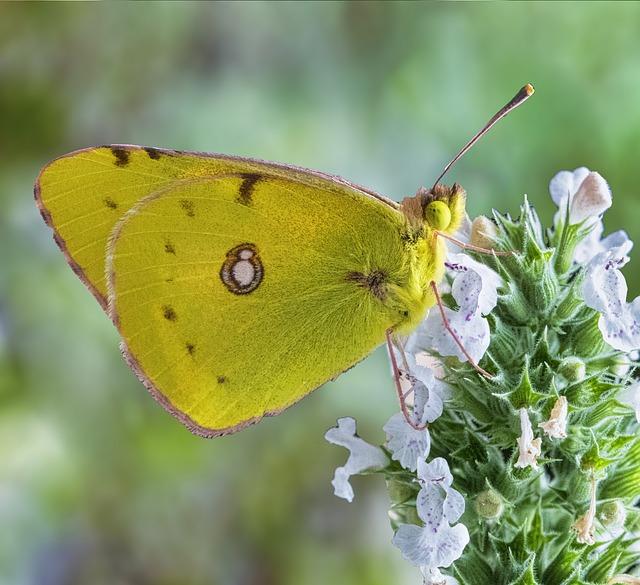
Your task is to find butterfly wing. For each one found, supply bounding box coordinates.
[37,145,415,436]
[107,172,415,435]
[35,145,396,310]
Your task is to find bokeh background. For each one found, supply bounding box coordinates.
[2,3,640,584]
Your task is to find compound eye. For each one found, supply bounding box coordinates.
[425,200,452,230]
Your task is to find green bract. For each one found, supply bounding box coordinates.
[327,174,640,584]
[437,197,640,584]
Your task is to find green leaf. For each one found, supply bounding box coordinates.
[508,556,539,585]
[584,534,638,583]
[563,374,618,408]
[528,505,545,553]
[542,538,589,585]
[500,358,546,409]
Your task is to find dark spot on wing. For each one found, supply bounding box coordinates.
[165,277,174,283]
[237,173,261,206]
[144,147,162,160]
[164,241,176,254]
[217,375,227,384]
[162,305,177,321]
[180,199,195,218]
[186,342,196,356]
[111,147,130,167]
[346,270,388,301]
[104,197,118,209]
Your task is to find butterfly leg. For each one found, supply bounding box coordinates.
[429,281,492,378]
[435,230,512,256]
[385,329,428,431]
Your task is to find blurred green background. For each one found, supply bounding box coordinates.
[2,3,640,584]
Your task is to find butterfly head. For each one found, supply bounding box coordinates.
[422,183,466,234]
[401,183,466,235]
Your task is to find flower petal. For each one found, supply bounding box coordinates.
[551,167,601,227]
[443,487,466,525]
[417,483,447,530]
[413,379,444,425]
[538,396,569,439]
[434,523,470,568]
[325,417,389,502]
[383,413,431,471]
[574,225,632,264]
[393,522,469,568]
[583,243,640,351]
[421,567,460,585]
[418,457,454,486]
[446,253,503,314]
[418,305,491,364]
[570,172,612,223]
[515,408,542,470]
[618,382,640,423]
[416,458,465,525]
[550,169,583,206]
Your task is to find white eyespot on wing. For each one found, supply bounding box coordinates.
[232,260,256,287]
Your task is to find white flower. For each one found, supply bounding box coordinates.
[391,350,450,425]
[421,567,460,585]
[550,167,612,225]
[413,378,445,427]
[582,242,640,352]
[393,521,469,569]
[324,417,389,502]
[393,457,469,569]
[416,458,466,529]
[550,167,628,264]
[445,253,502,314]
[470,215,499,251]
[538,396,569,439]
[573,476,597,545]
[408,256,501,364]
[618,382,640,422]
[384,413,431,472]
[514,408,542,470]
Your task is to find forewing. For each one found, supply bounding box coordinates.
[107,173,407,435]
[35,145,396,309]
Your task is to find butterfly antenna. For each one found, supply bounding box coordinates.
[431,83,535,191]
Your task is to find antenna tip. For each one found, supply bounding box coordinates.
[524,83,535,96]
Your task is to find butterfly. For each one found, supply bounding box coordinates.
[34,84,533,437]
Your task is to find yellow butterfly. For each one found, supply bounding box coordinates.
[35,84,533,437]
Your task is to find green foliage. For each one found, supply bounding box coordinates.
[431,201,640,584]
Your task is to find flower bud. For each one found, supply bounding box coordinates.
[570,172,612,224]
[474,489,504,520]
[599,500,626,529]
[611,355,633,377]
[558,357,586,382]
[470,216,499,249]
